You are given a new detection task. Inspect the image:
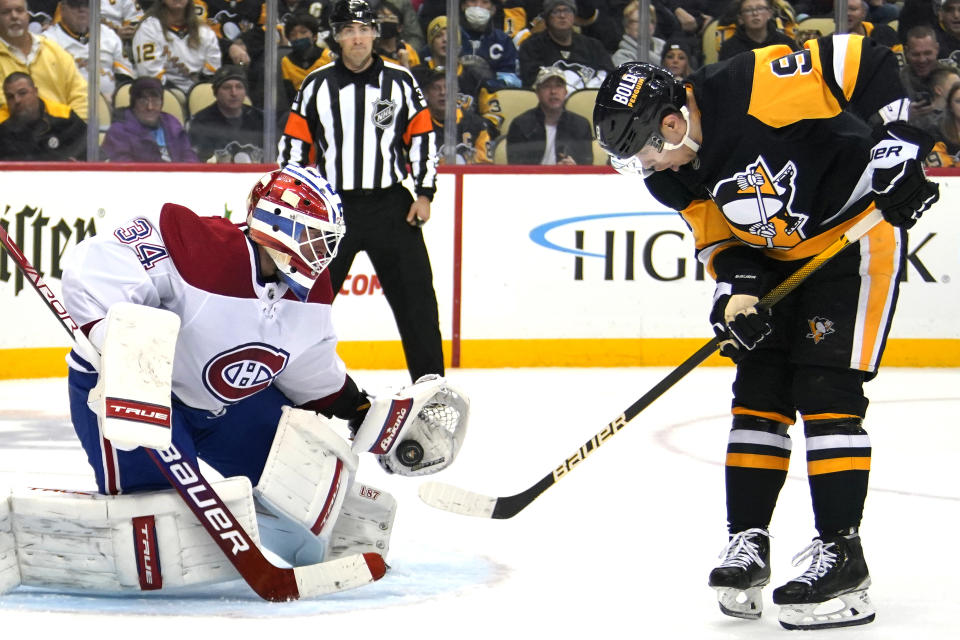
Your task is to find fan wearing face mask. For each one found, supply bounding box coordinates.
[459,0,522,89]
[375,1,420,69]
[281,13,327,106]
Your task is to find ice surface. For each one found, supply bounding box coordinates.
[1,367,957,638]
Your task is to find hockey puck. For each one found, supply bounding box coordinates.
[397,440,424,467]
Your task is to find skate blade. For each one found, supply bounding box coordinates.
[715,585,765,620]
[778,589,876,630]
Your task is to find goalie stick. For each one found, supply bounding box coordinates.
[419,210,886,519]
[0,224,386,601]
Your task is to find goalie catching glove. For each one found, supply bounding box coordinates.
[351,375,469,477]
[871,122,940,229]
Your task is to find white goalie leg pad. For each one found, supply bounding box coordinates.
[8,477,259,593]
[88,302,180,451]
[352,375,470,477]
[0,494,20,595]
[326,483,397,561]
[254,407,358,566]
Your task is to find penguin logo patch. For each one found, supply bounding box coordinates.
[712,156,810,250]
[807,316,835,344]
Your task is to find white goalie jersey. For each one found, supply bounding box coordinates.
[132,16,221,92]
[61,204,349,414]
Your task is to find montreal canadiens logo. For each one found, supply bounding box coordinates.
[202,343,290,404]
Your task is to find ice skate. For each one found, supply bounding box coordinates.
[772,530,876,630]
[708,527,771,620]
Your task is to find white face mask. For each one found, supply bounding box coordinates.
[464,6,492,28]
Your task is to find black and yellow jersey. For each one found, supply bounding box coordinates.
[645,35,907,280]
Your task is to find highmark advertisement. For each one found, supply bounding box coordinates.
[1,169,958,376]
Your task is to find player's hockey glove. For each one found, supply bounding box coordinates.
[871,122,940,230]
[711,294,772,362]
[710,248,773,363]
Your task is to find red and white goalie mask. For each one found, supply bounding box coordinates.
[246,165,345,300]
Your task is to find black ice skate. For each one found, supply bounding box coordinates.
[708,528,770,620]
[772,530,876,630]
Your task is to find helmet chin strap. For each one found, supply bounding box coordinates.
[661,106,700,153]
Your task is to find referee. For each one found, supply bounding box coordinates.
[278,0,443,382]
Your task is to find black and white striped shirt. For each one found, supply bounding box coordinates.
[278,55,438,198]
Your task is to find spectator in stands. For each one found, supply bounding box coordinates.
[375,1,419,68]
[910,64,960,130]
[669,0,712,44]
[99,0,144,50]
[0,71,86,160]
[413,16,505,133]
[46,0,134,102]
[281,12,325,106]
[460,0,522,88]
[847,0,901,53]
[925,80,960,167]
[718,0,796,61]
[661,38,696,79]
[101,76,198,162]
[506,65,593,165]
[421,0,529,41]
[936,0,960,61]
[613,2,666,67]
[416,66,494,164]
[202,0,263,56]
[133,0,221,95]
[0,0,88,119]
[902,26,945,124]
[518,0,614,91]
[383,0,425,51]
[187,64,264,162]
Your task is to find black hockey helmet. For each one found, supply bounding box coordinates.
[329,0,378,34]
[594,62,687,160]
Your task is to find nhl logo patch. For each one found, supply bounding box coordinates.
[372,99,397,129]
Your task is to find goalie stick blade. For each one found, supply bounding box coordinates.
[418,482,497,518]
[292,552,387,599]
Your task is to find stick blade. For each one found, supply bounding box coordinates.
[292,552,386,599]
[418,481,497,518]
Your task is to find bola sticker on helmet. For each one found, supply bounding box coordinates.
[594,62,699,173]
[246,165,346,301]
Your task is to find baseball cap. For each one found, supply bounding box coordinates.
[129,76,163,102]
[62,0,90,7]
[212,65,249,92]
[534,66,566,89]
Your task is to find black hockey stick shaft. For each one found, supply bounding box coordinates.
[0,225,383,600]
[482,210,885,519]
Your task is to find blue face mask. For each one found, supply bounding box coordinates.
[290,37,313,52]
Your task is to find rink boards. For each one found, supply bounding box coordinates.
[1,164,958,377]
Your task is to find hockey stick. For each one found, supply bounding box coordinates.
[419,210,886,519]
[0,225,386,601]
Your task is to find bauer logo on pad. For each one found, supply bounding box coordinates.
[106,398,172,427]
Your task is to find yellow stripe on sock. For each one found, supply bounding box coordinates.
[726,453,790,471]
[807,457,871,475]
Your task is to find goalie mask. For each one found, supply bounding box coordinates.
[246,165,345,301]
[594,62,688,161]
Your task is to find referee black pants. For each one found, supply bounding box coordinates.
[329,184,445,381]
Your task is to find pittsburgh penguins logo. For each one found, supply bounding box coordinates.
[806,316,836,344]
[712,156,809,250]
[202,343,290,404]
[372,99,397,129]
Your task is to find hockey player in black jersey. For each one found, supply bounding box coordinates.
[595,35,940,630]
